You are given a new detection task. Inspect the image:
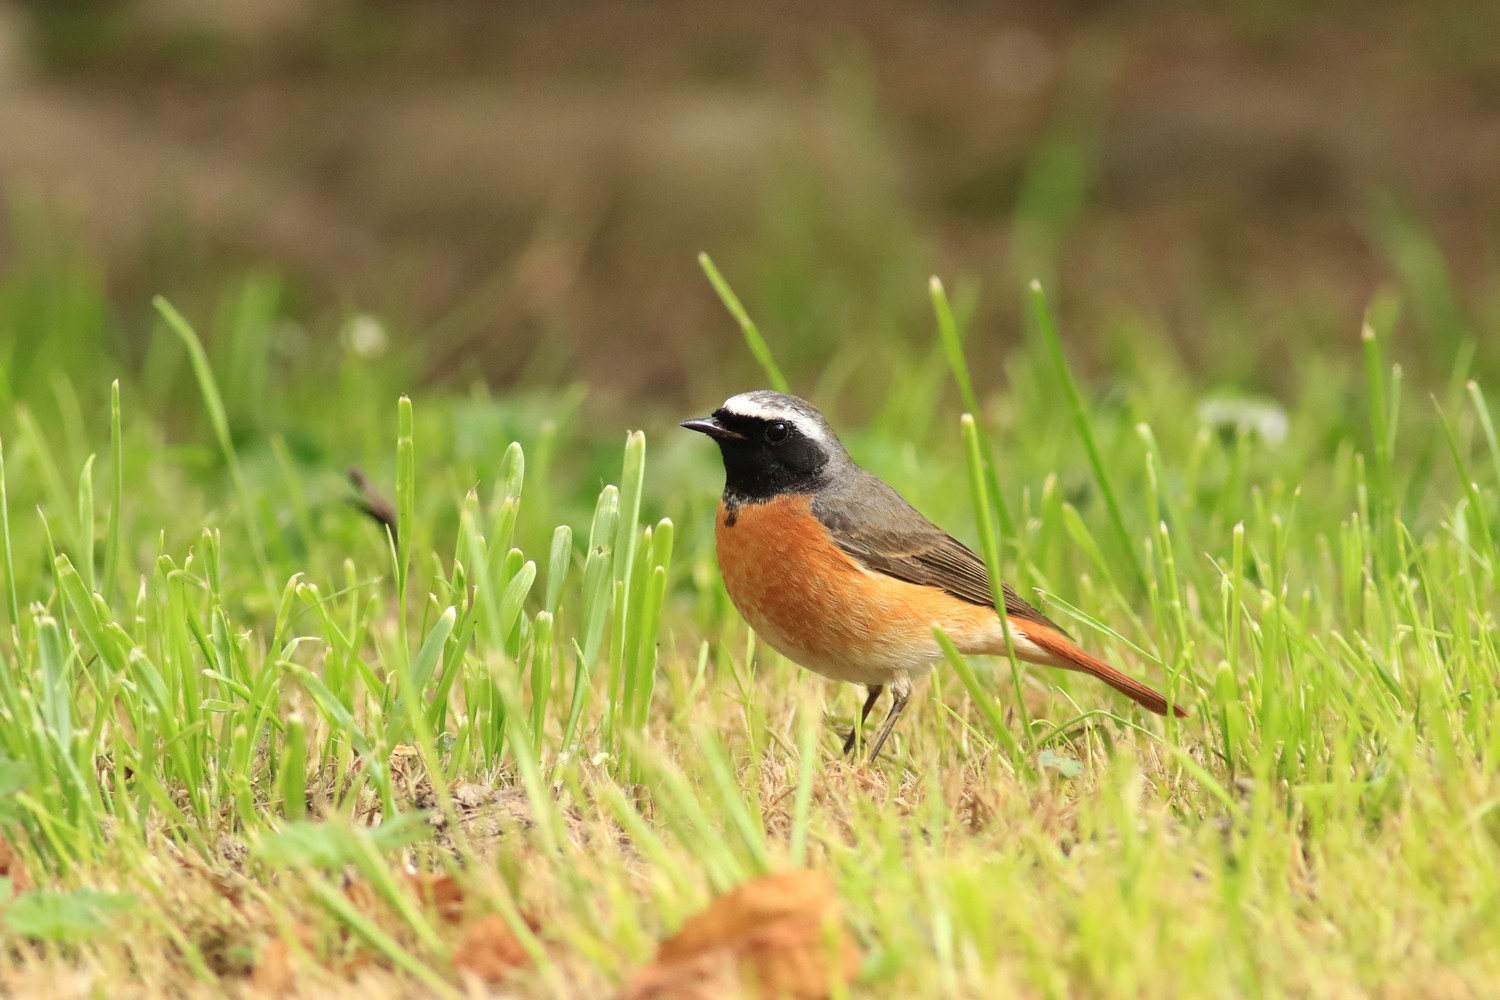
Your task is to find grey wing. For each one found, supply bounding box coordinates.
[812,471,1068,635]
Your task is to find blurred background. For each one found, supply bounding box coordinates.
[0,0,1497,410]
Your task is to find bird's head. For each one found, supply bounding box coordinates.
[681,390,847,501]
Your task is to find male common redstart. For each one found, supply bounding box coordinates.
[683,390,1186,760]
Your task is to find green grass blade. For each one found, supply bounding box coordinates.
[961,414,1029,739]
[1029,280,1145,590]
[935,627,1025,769]
[932,276,1014,538]
[76,455,95,595]
[396,395,416,656]
[698,252,790,392]
[0,439,18,629]
[103,380,123,601]
[545,524,572,615]
[152,297,275,596]
[280,713,307,822]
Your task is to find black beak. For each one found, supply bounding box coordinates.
[680,416,744,442]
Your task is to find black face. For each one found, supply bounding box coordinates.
[680,408,834,503]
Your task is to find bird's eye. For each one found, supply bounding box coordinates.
[765,421,790,444]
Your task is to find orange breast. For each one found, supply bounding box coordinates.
[715,496,999,684]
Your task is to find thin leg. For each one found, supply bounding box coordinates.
[842,684,885,756]
[866,679,911,761]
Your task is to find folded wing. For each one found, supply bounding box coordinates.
[812,471,1066,634]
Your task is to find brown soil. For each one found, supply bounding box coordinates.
[1,1,1497,397]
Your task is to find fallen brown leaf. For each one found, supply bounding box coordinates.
[740,914,861,1000]
[250,938,294,996]
[0,837,34,896]
[249,924,316,997]
[617,950,741,1000]
[404,871,466,923]
[452,913,538,985]
[341,871,466,926]
[621,870,860,1000]
[655,869,838,966]
[388,745,421,771]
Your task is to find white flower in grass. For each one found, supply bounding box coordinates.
[344,315,388,358]
[1197,395,1289,445]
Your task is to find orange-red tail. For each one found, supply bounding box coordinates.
[1019,625,1187,717]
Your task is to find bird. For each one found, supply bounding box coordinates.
[681,390,1186,760]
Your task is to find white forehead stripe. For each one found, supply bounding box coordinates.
[719,392,831,445]
[720,392,801,421]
